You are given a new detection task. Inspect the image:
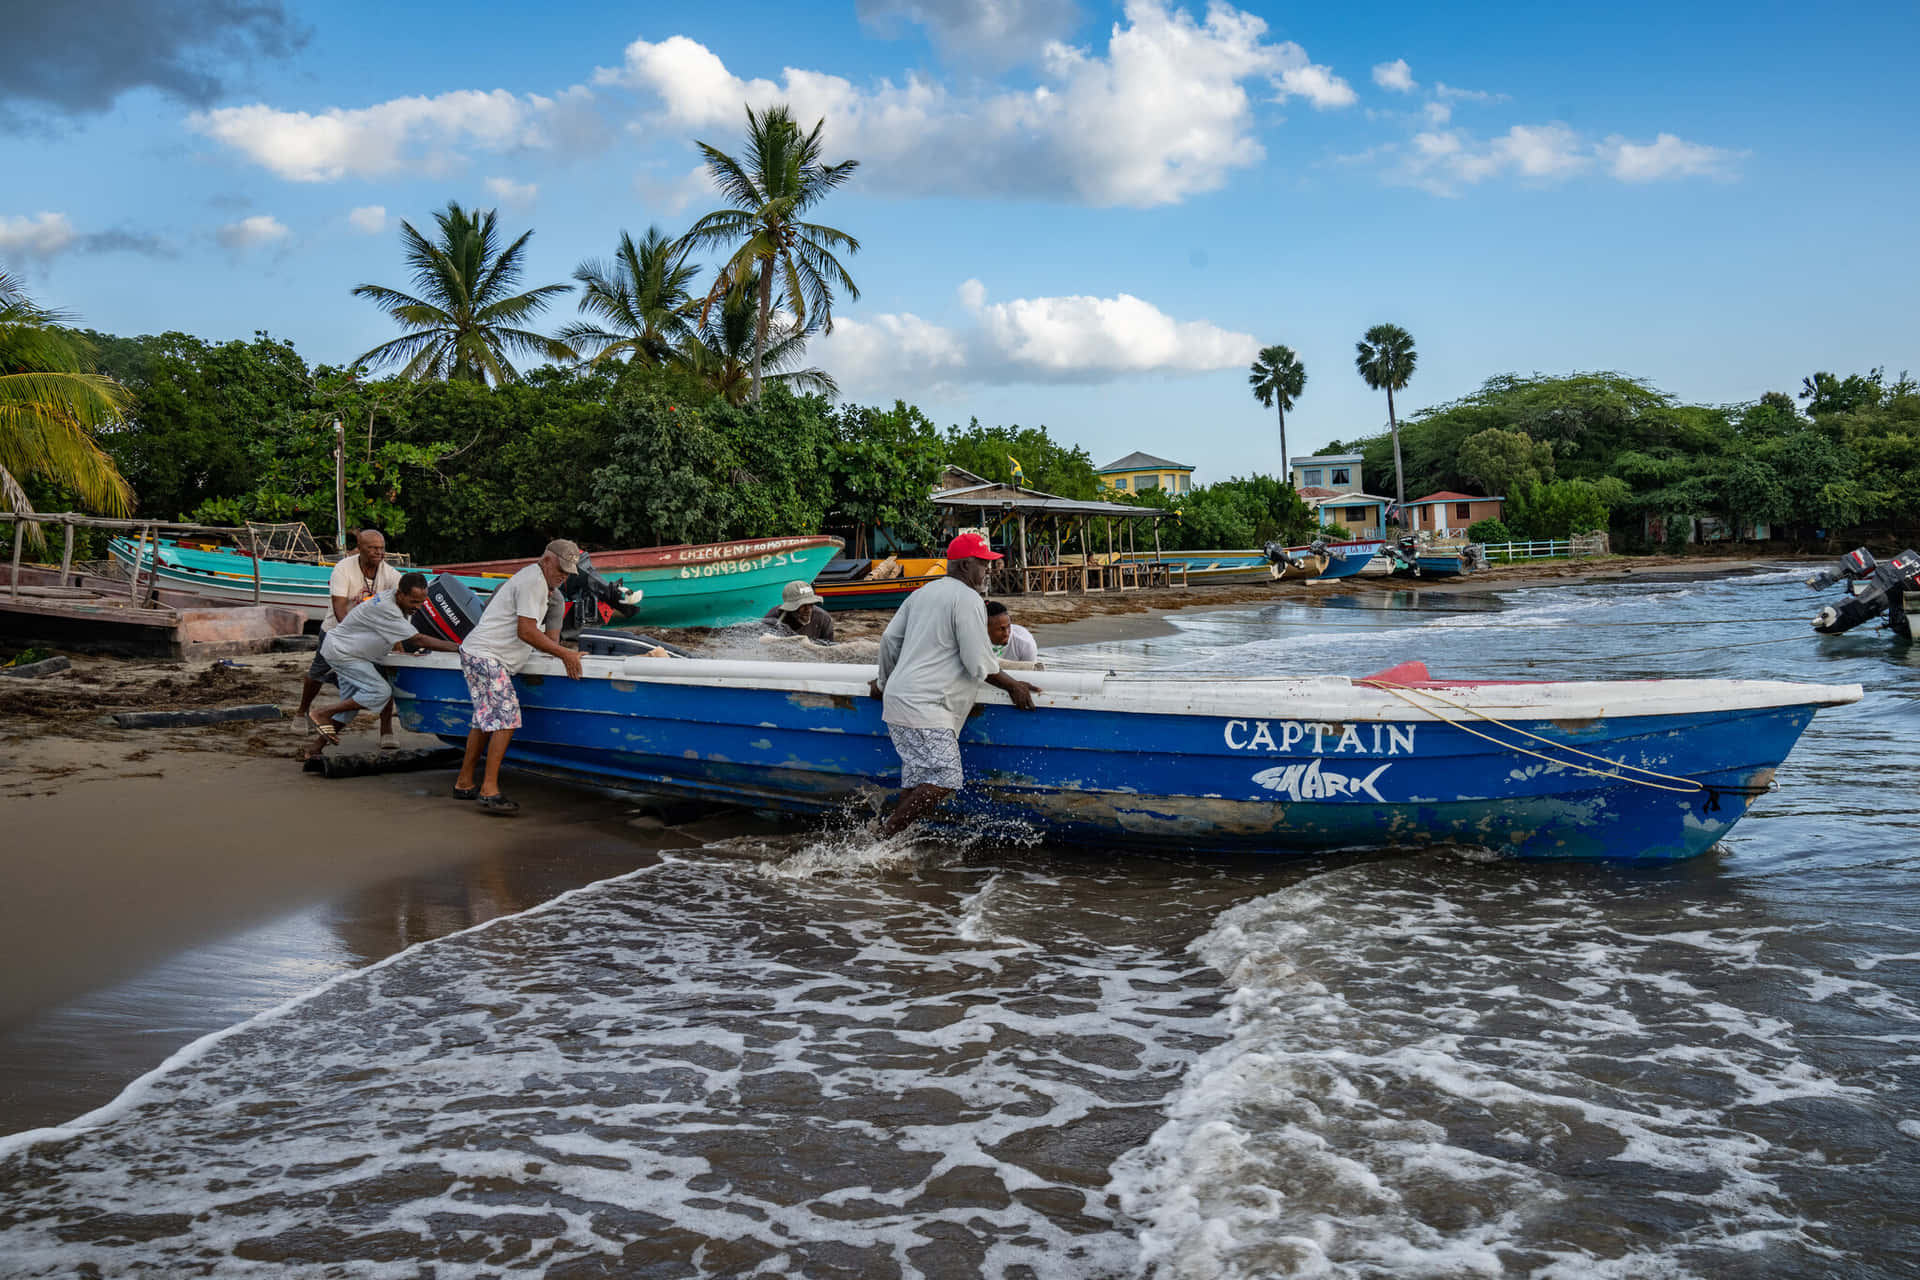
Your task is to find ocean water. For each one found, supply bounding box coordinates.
[4,568,1919,1278]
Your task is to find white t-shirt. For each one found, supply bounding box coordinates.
[875,576,1000,733]
[322,556,403,633]
[321,592,420,665]
[994,623,1038,663]
[461,563,552,673]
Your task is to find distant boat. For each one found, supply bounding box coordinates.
[813,557,947,612]
[1157,549,1277,585]
[1265,538,1385,582]
[385,653,1860,861]
[436,536,844,629]
[1384,538,1485,579]
[108,537,482,621]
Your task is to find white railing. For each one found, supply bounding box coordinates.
[1480,539,1571,562]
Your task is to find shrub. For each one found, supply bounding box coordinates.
[1466,518,1514,544]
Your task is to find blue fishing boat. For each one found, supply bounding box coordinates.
[384,654,1857,861]
[1265,538,1385,581]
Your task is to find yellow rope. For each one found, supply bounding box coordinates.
[1356,678,1706,794]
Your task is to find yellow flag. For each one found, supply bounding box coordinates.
[1008,454,1025,484]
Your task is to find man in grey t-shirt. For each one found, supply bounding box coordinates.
[868,532,1039,836]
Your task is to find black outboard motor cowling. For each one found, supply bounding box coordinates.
[558,553,641,638]
[1809,547,1920,638]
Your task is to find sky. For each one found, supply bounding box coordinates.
[4,0,1918,485]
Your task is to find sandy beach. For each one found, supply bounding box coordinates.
[0,553,1794,1132]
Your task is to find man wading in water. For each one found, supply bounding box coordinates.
[869,532,1040,836]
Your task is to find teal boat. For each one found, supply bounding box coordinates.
[112,534,844,629]
[435,535,845,628]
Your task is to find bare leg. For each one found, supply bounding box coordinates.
[311,696,364,726]
[455,727,487,791]
[379,699,397,737]
[480,727,516,798]
[880,784,952,837]
[296,676,321,719]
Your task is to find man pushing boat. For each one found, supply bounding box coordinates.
[869,533,1040,836]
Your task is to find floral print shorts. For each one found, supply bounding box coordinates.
[460,650,522,732]
[888,724,964,790]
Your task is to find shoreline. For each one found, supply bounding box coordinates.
[0,554,1802,1133]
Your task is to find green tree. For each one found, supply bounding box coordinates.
[351,201,574,384]
[943,420,1100,499]
[686,104,859,403]
[824,400,944,555]
[1355,323,1417,508]
[0,272,135,527]
[1456,427,1554,499]
[1506,478,1617,539]
[1248,344,1306,473]
[590,388,743,546]
[1800,369,1883,418]
[560,226,700,369]
[678,273,838,406]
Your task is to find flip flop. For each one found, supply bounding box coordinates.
[306,714,340,747]
[379,734,401,751]
[452,785,479,800]
[476,794,520,816]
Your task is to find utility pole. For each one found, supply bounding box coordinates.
[333,418,347,552]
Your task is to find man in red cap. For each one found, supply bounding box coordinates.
[869,531,1039,836]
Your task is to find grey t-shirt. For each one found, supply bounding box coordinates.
[875,576,999,733]
[321,592,418,664]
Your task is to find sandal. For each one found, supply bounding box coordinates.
[306,714,341,747]
[452,785,479,800]
[476,794,520,816]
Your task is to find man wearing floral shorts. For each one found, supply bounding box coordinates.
[452,539,585,815]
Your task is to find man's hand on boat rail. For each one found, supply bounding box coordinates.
[987,672,1040,710]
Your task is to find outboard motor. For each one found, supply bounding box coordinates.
[1263,538,1330,574]
[1809,547,1920,638]
[559,553,642,638]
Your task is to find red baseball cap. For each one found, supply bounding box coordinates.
[946,531,1003,561]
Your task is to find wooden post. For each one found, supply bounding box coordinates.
[1077,517,1090,593]
[59,516,74,587]
[248,528,263,604]
[9,518,23,600]
[1016,513,1028,593]
[128,526,147,603]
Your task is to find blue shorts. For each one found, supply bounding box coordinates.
[328,653,393,714]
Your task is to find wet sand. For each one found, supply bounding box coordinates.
[0,553,1795,1133]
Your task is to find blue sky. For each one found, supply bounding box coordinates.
[5,0,1917,485]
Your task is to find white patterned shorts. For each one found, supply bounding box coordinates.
[888,724,963,790]
[460,650,522,732]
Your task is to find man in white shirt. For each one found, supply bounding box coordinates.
[453,539,585,815]
[296,529,404,745]
[304,572,461,757]
[984,600,1039,664]
[869,532,1039,836]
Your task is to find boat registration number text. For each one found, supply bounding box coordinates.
[679,552,793,580]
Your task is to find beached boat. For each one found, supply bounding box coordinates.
[1158,550,1276,586]
[1384,538,1485,579]
[438,535,842,629]
[1264,538,1385,582]
[114,534,844,629]
[813,557,947,612]
[384,653,1858,860]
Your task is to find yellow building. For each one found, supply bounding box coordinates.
[1097,451,1194,495]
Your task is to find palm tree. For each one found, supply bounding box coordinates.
[678,273,838,406]
[0,271,135,535]
[684,104,859,402]
[1355,323,1418,510]
[1248,344,1307,478]
[351,202,574,384]
[560,226,700,368]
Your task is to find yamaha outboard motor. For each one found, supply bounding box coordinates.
[1263,538,1330,573]
[1808,547,1920,638]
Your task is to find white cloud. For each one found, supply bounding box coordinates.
[0,212,77,262]
[1274,60,1356,110]
[1434,81,1505,103]
[216,213,290,251]
[631,164,716,215]
[190,86,599,182]
[484,176,538,209]
[817,278,1257,393]
[598,1,1348,207]
[856,0,1081,66]
[1422,100,1451,126]
[1383,122,1737,196]
[347,204,387,234]
[1372,58,1415,93]
[1604,132,1740,182]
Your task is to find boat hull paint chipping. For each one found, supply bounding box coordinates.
[386,656,1854,860]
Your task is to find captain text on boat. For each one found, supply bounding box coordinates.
[453,540,586,816]
[869,533,1040,837]
[304,572,462,758]
[296,528,403,745]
